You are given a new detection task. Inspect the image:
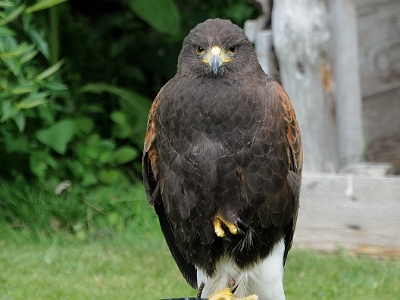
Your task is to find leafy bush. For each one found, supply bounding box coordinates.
[0,0,148,186]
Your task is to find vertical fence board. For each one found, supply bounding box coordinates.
[333,0,364,167]
[272,0,340,172]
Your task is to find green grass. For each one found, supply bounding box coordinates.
[0,228,193,299]
[0,179,399,299]
[1,226,399,300]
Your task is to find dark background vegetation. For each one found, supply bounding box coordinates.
[0,0,259,237]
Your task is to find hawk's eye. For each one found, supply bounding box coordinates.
[196,46,204,54]
[228,45,238,55]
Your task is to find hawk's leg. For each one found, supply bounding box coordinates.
[198,282,205,298]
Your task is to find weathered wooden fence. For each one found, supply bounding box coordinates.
[245,0,400,252]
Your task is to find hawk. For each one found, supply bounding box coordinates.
[143,19,302,300]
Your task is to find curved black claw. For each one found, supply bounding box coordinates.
[237,218,249,235]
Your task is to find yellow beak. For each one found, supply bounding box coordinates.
[202,46,232,75]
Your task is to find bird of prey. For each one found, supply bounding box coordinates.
[143,19,302,300]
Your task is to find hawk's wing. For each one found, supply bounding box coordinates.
[142,88,198,288]
[274,83,303,262]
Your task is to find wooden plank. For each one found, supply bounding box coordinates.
[362,87,400,174]
[357,0,400,97]
[362,87,400,141]
[294,173,400,251]
[355,0,396,8]
[333,0,364,168]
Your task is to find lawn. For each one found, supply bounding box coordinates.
[1,226,399,300]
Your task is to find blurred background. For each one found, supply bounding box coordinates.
[1,0,399,298]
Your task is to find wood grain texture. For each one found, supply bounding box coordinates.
[362,87,400,174]
[356,0,399,11]
[357,0,400,97]
[362,87,400,141]
[272,0,366,172]
[294,173,400,251]
[272,0,340,173]
[333,0,364,168]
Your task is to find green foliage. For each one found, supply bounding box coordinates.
[0,0,150,185]
[128,0,180,35]
[81,83,151,146]
[25,0,67,13]
[0,178,153,238]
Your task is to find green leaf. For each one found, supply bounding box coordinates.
[26,0,67,13]
[17,91,49,109]
[26,28,49,59]
[20,48,39,63]
[11,82,38,94]
[1,129,29,152]
[0,25,15,36]
[0,3,25,26]
[66,159,84,178]
[110,111,125,124]
[76,143,92,165]
[29,151,48,178]
[112,146,138,165]
[1,56,21,76]
[13,112,25,132]
[0,76,8,91]
[127,0,180,35]
[0,2,14,8]
[110,111,131,139]
[36,119,75,154]
[82,170,98,186]
[1,43,34,58]
[1,99,19,122]
[83,135,115,162]
[81,84,151,124]
[95,140,115,163]
[40,80,67,91]
[98,169,125,185]
[74,117,94,134]
[35,60,64,80]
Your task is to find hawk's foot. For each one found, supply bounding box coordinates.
[208,288,234,300]
[207,288,259,300]
[213,214,247,237]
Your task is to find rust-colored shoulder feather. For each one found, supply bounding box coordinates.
[276,84,303,173]
[142,91,161,204]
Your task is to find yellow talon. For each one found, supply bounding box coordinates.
[227,223,238,235]
[208,288,234,300]
[213,218,225,237]
[213,213,239,237]
[207,287,259,300]
[243,295,259,300]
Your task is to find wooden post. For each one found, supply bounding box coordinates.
[333,0,364,167]
[272,0,364,172]
[244,0,276,77]
[254,30,274,77]
[272,0,339,172]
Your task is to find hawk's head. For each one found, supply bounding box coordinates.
[177,19,261,77]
